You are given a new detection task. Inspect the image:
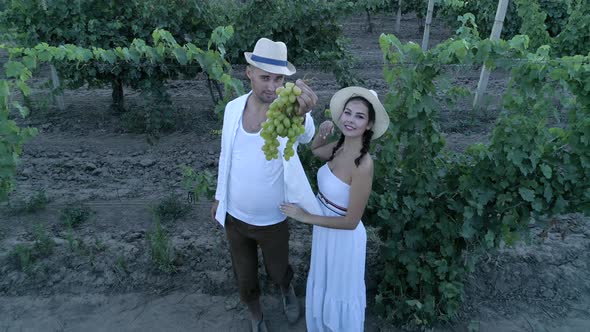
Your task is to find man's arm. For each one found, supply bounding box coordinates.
[296,112,315,144]
[211,139,225,221]
[212,100,235,221]
[294,79,317,144]
[214,115,228,202]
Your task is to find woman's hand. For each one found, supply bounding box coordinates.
[318,120,334,139]
[280,203,309,222]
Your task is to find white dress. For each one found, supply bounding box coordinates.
[306,163,367,332]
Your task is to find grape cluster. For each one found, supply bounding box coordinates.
[261,82,305,161]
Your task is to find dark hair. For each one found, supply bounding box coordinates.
[328,96,375,167]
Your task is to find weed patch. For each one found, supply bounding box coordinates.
[60,203,93,228]
[154,194,190,223]
[147,216,176,273]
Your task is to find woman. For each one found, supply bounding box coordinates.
[280,87,389,331]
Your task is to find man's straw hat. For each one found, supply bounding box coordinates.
[244,38,296,76]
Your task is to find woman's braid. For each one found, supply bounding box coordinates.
[355,129,373,167]
[328,133,345,162]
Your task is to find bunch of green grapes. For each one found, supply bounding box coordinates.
[261,82,306,161]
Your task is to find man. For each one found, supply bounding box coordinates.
[210,38,320,332]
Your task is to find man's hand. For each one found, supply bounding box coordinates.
[210,200,219,222]
[295,79,318,116]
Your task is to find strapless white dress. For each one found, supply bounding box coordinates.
[305,163,366,332]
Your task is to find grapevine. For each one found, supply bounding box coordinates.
[370,30,590,325]
[260,82,305,161]
[0,28,240,200]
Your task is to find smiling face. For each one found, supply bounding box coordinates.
[246,65,285,105]
[338,97,374,138]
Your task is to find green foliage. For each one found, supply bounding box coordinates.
[32,222,55,258]
[440,0,524,39]
[516,0,589,56]
[347,0,448,37]
[442,0,589,57]
[120,81,175,143]
[3,26,244,117]
[2,25,243,115]
[154,194,191,223]
[201,0,359,87]
[554,0,590,56]
[65,226,77,252]
[181,166,216,203]
[353,0,393,33]
[355,0,435,19]
[441,0,568,38]
[0,0,213,108]
[515,0,552,51]
[355,0,394,13]
[1,27,240,200]
[60,203,93,228]
[371,29,589,324]
[403,0,433,20]
[10,244,33,273]
[0,79,37,201]
[2,0,360,98]
[454,13,480,41]
[147,216,176,273]
[114,255,129,274]
[538,0,574,36]
[8,222,54,273]
[312,38,360,87]
[11,190,50,213]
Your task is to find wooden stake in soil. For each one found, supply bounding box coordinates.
[421,0,435,51]
[395,0,403,34]
[365,8,373,33]
[41,0,65,111]
[50,65,65,111]
[473,0,510,109]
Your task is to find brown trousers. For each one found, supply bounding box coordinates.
[225,213,294,303]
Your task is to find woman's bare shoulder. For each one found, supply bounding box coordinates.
[354,153,373,176]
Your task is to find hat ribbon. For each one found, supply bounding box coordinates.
[251,54,288,67]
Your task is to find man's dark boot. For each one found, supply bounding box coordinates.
[251,315,269,332]
[281,284,300,324]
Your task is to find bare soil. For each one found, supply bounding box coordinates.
[1,12,589,332]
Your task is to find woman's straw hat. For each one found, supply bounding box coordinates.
[330,86,390,139]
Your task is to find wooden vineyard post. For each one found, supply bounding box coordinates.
[395,0,403,33]
[421,0,435,51]
[366,8,373,33]
[50,65,65,111]
[40,0,65,111]
[473,0,510,108]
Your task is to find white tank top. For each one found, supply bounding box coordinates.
[227,118,285,226]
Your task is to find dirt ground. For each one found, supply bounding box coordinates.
[1,12,590,332]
